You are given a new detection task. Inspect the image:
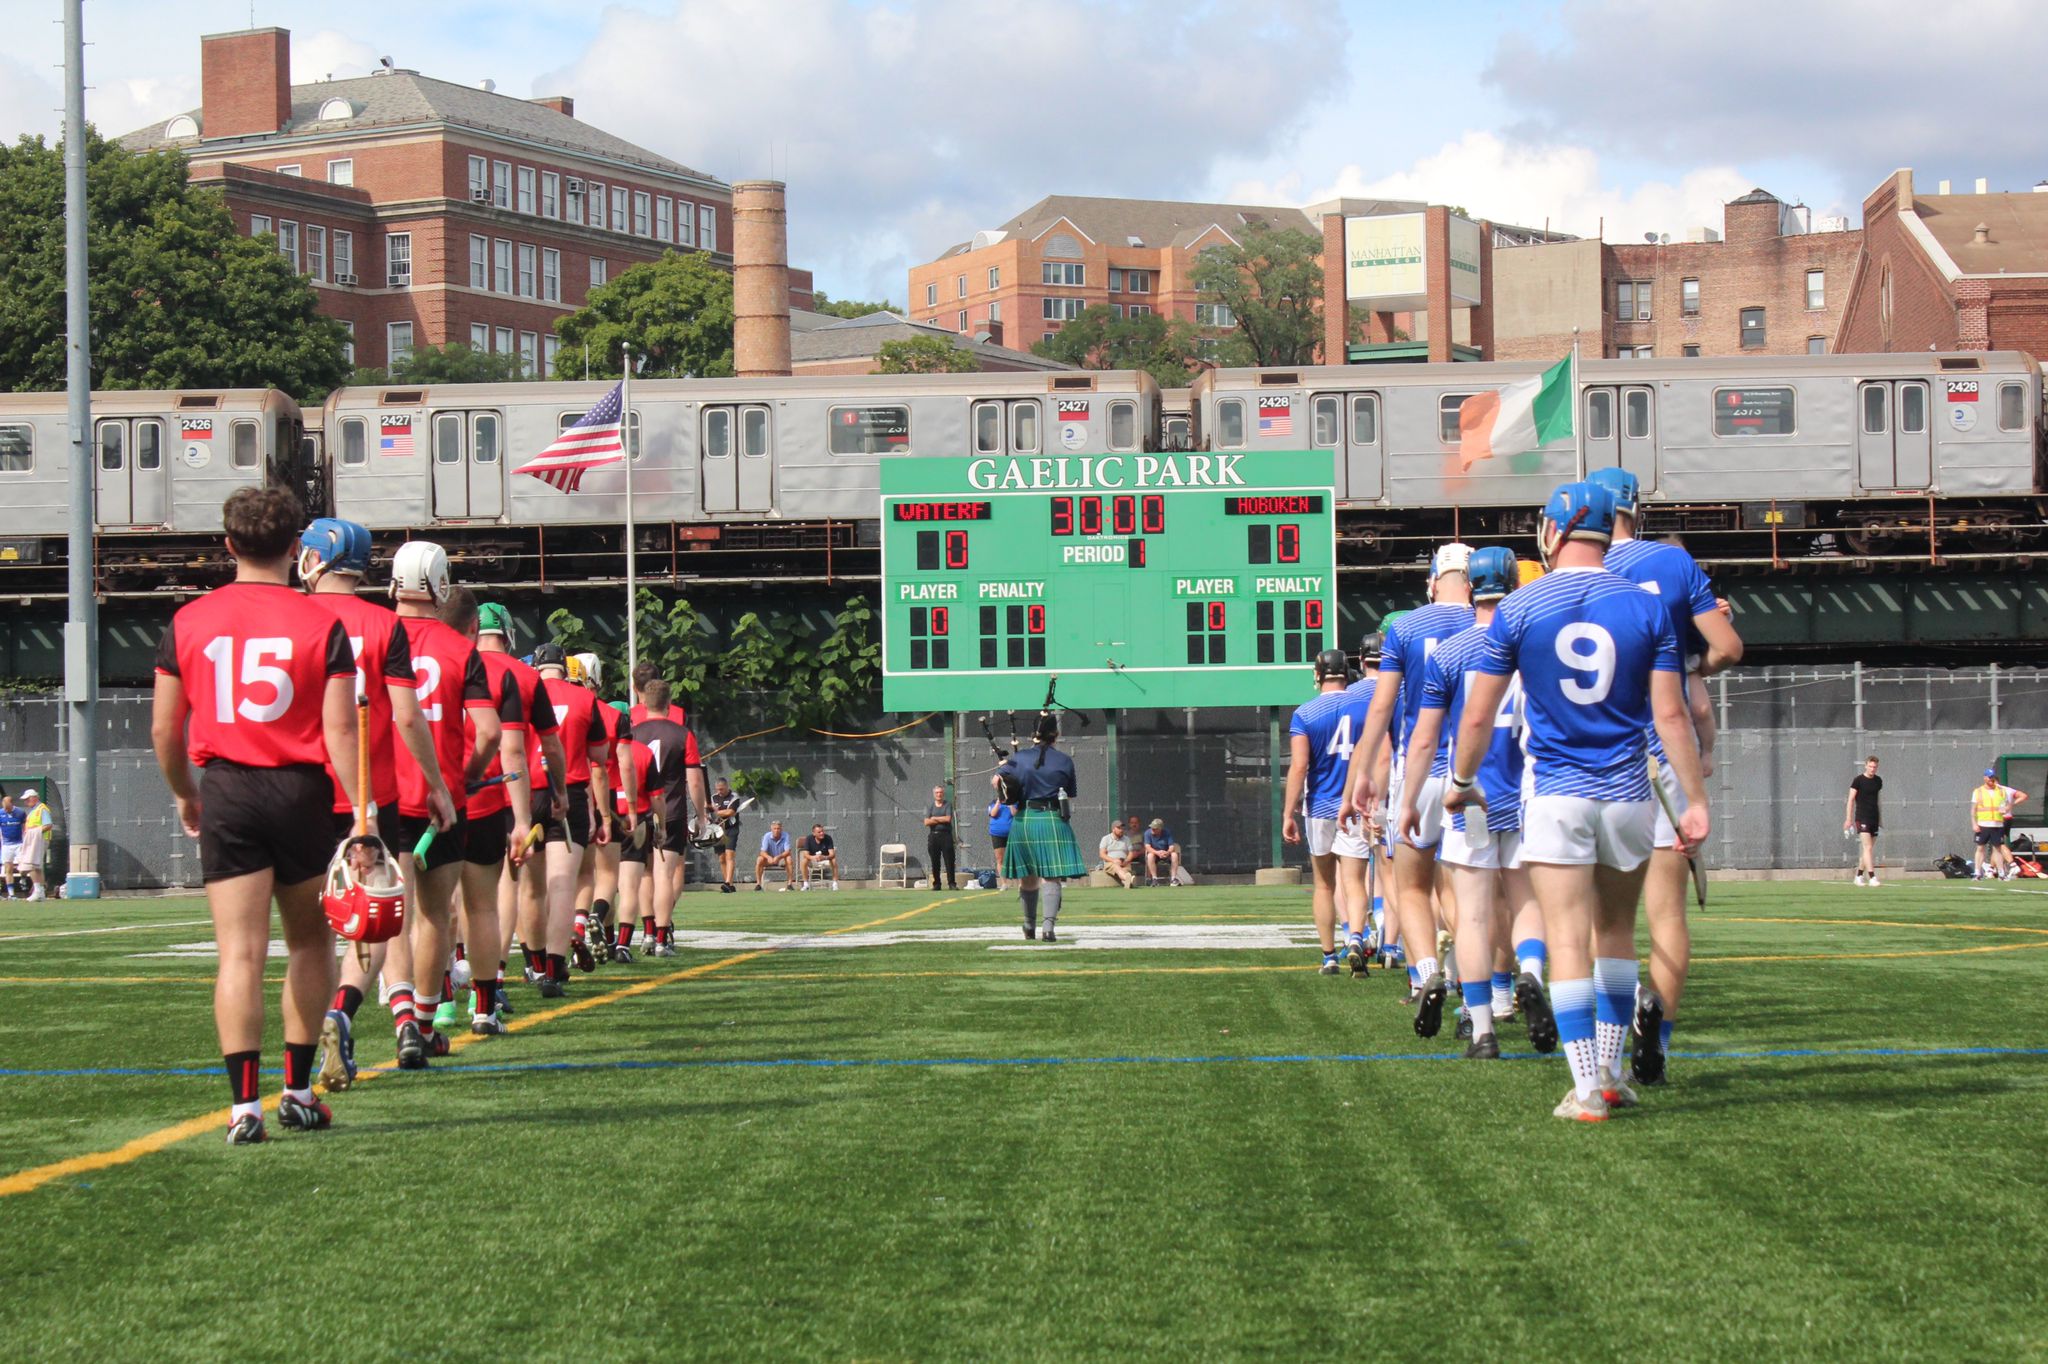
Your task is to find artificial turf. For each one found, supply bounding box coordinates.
[1,878,2045,1360]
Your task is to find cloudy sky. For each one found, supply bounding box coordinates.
[5,0,2041,302]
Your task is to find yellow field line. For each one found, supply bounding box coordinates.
[1697,942,2048,964]
[0,890,972,1199]
[1718,915,2048,937]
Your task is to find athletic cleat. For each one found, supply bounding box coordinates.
[572,939,596,973]
[1320,954,1340,976]
[1346,938,1368,977]
[612,944,635,965]
[496,992,515,1019]
[1041,926,1059,944]
[1629,989,1668,1087]
[1455,1009,1473,1041]
[523,966,542,984]
[424,1030,451,1058]
[278,1092,333,1132]
[1870,876,1881,887]
[1464,1034,1500,1060]
[317,1009,357,1091]
[1854,872,1866,887]
[1022,921,1037,941]
[1600,1066,1640,1109]
[537,976,566,999]
[431,1000,460,1032]
[1516,974,1559,1054]
[1553,1088,1609,1123]
[721,882,736,894]
[654,941,677,959]
[1413,973,1448,1038]
[226,1112,268,1145]
[395,1020,428,1070]
[470,1010,508,1036]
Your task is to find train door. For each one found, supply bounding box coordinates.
[430,410,504,520]
[1580,386,1657,489]
[701,403,772,514]
[971,399,1044,460]
[1857,380,1932,489]
[93,417,166,526]
[1308,390,1383,500]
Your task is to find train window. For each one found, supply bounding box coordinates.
[1861,386,1887,435]
[340,419,367,467]
[1624,390,1650,440]
[1217,399,1246,449]
[1163,416,1191,445]
[434,413,463,464]
[136,421,162,470]
[704,409,732,461]
[1108,401,1137,452]
[1999,382,2026,431]
[1585,391,1613,441]
[828,406,908,455]
[98,423,123,470]
[0,424,29,473]
[473,414,500,464]
[1013,403,1040,454]
[741,408,768,459]
[1715,386,1796,437]
[1311,395,1339,447]
[1351,395,1378,445]
[1898,384,1926,436]
[231,421,259,469]
[1437,396,1474,444]
[974,403,1001,455]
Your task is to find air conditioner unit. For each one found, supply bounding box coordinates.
[472,187,491,202]
[334,272,356,286]
[565,177,585,193]
[387,273,410,289]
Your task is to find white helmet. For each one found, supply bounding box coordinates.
[1429,542,1473,581]
[571,652,602,690]
[389,541,452,604]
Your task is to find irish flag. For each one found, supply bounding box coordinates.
[1457,354,1573,470]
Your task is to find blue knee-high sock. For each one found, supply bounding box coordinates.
[1515,938,1548,977]
[1461,978,1494,1036]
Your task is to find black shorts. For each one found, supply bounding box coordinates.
[399,811,468,873]
[465,808,511,866]
[542,785,592,846]
[621,819,653,866]
[330,805,402,848]
[1853,820,1880,837]
[990,834,1008,853]
[1976,826,2008,847]
[661,813,692,856]
[199,762,334,886]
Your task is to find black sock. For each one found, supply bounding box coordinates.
[337,985,364,1020]
[547,953,568,982]
[521,944,541,973]
[593,898,611,927]
[284,1042,317,1093]
[224,1050,261,1106]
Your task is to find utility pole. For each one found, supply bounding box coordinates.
[63,0,100,898]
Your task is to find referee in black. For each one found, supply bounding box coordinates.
[998,713,1085,941]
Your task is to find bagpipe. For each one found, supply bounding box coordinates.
[982,676,1090,815]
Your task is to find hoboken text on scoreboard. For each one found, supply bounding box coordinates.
[880,451,1337,710]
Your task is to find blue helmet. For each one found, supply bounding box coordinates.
[1542,481,1616,546]
[1468,546,1519,602]
[297,517,373,578]
[1587,466,1640,518]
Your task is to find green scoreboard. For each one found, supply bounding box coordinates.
[881,451,1337,710]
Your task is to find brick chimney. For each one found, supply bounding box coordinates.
[201,28,292,139]
[531,95,575,118]
[732,181,792,378]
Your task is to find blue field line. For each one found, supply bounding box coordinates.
[5,1043,2048,1081]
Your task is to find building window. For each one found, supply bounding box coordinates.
[495,326,514,355]
[1681,278,1699,316]
[958,310,968,331]
[1616,345,1653,358]
[492,160,511,208]
[1128,304,1151,318]
[587,182,606,228]
[1195,302,1236,327]
[306,225,326,280]
[1879,261,1893,337]
[655,196,671,241]
[612,186,629,233]
[1112,304,1124,319]
[543,334,561,376]
[275,163,301,177]
[470,323,489,352]
[386,232,412,288]
[542,248,560,303]
[1616,280,1651,320]
[1740,307,1765,349]
[388,322,413,364]
[1806,269,1825,310]
[518,243,537,298]
[1043,297,1085,321]
[1042,262,1084,287]
[1044,233,1082,258]
[1806,335,1827,355]
[249,213,272,237]
[1681,343,1700,357]
[469,234,489,289]
[541,172,559,219]
[699,205,716,252]
[988,266,1000,290]
[333,232,353,283]
[957,275,967,299]
[326,158,353,186]
[1127,270,1151,294]
[590,257,607,288]
[468,156,488,200]
[516,166,535,214]
[988,301,1000,321]
[633,191,651,237]
[494,238,512,293]
[1109,268,1124,293]
[276,220,299,271]
[520,332,538,377]
[926,282,938,307]
[676,201,695,247]
[564,179,584,221]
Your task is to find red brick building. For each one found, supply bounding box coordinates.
[1836,169,2048,356]
[119,27,812,375]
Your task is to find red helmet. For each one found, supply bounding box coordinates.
[321,836,407,943]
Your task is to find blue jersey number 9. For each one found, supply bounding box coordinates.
[1555,623,1616,705]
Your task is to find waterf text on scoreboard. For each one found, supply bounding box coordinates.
[880,450,1337,711]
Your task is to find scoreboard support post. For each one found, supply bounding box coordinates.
[1266,710,1285,869]
[1105,713,1119,840]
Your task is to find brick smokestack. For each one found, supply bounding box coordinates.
[531,95,575,118]
[732,181,791,378]
[201,28,292,139]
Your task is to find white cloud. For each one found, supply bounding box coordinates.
[1228,131,1755,244]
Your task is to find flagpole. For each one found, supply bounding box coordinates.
[1571,326,1585,481]
[621,342,638,688]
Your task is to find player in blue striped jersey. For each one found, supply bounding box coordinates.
[1446,483,1709,1122]
[1284,650,1376,975]
[1587,467,1743,1086]
[1339,545,1475,1036]
[1336,637,1386,973]
[1399,547,1556,1059]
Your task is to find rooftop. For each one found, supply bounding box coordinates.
[790,311,1071,371]
[944,194,1327,257]
[1915,191,2048,276]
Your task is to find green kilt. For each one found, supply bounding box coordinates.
[1002,807,1085,879]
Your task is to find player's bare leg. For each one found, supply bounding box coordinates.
[571,841,600,971]
[1310,851,1340,973]
[513,853,546,986]
[1592,862,1651,1105]
[540,839,581,996]
[1638,848,1690,1082]
[1527,861,1609,1116]
[1502,864,1555,1051]
[276,873,336,1122]
[458,859,506,1032]
[1447,864,1500,1055]
[1337,850,1371,975]
[1857,831,1878,882]
[403,857,463,1063]
[1392,842,1448,1035]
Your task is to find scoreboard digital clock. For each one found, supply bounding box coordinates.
[881,451,1336,709]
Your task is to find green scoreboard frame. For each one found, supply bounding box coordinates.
[881,451,1337,710]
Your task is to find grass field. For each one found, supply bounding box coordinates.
[2,877,2046,1360]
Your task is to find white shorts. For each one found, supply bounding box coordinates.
[1440,821,1522,871]
[1332,816,1375,861]
[0,843,17,869]
[1650,759,1686,850]
[1520,795,1654,871]
[1401,774,1446,851]
[1305,817,1339,858]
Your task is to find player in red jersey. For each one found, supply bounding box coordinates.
[150,488,361,1144]
[387,544,502,1069]
[527,645,622,998]
[474,607,567,1007]
[571,654,636,968]
[626,672,708,958]
[612,719,663,960]
[293,517,455,1092]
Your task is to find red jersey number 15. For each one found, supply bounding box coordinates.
[201,636,296,724]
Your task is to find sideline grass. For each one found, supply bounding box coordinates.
[1,880,2045,1359]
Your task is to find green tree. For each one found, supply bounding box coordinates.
[0,129,350,394]
[876,335,978,374]
[1031,304,1200,387]
[553,250,734,379]
[347,342,529,387]
[1187,222,1327,366]
[810,289,899,319]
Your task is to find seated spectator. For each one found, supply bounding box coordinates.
[754,821,794,891]
[799,824,839,890]
[1097,820,1137,888]
[1143,818,1183,885]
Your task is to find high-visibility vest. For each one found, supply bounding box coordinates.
[1973,785,2011,826]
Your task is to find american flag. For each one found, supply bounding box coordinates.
[378,416,414,456]
[1257,401,1293,437]
[516,381,626,492]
